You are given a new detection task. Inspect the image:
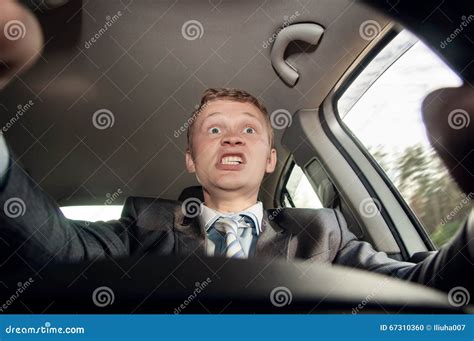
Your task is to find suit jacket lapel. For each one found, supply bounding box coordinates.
[172,206,292,259]
[255,212,292,260]
[172,205,206,257]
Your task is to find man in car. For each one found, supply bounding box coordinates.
[0,0,472,296]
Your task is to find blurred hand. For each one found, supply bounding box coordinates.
[0,0,43,90]
[422,85,474,194]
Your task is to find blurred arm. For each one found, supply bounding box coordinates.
[0,134,8,185]
[0,0,43,90]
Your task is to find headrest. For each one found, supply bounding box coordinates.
[178,186,204,203]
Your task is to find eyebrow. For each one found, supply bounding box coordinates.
[206,111,258,119]
[200,111,262,128]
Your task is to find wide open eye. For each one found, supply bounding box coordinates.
[243,127,255,134]
[209,127,221,134]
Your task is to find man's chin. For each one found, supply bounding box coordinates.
[211,178,249,192]
[215,182,246,191]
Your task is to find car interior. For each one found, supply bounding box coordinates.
[0,0,472,313]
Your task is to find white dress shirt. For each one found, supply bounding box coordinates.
[198,202,263,258]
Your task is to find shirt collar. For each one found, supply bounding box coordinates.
[199,201,263,235]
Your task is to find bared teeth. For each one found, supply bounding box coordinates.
[221,156,243,165]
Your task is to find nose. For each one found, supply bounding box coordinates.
[221,131,244,146]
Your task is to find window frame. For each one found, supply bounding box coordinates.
[278,24,442,257]
[331,27,437,251]
[274,156,293,208]
[276,157,301,208]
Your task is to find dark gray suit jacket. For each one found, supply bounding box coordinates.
[1,158,473,294]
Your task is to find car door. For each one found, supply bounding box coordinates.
[279,26,470,262]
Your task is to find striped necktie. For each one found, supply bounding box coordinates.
[213,215,253,258]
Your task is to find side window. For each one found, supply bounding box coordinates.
[337,30,470,248]
[60,206,123,221]
[281,163,323,209]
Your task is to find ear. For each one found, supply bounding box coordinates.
[265,148,277,173]
[185,149,196,173]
